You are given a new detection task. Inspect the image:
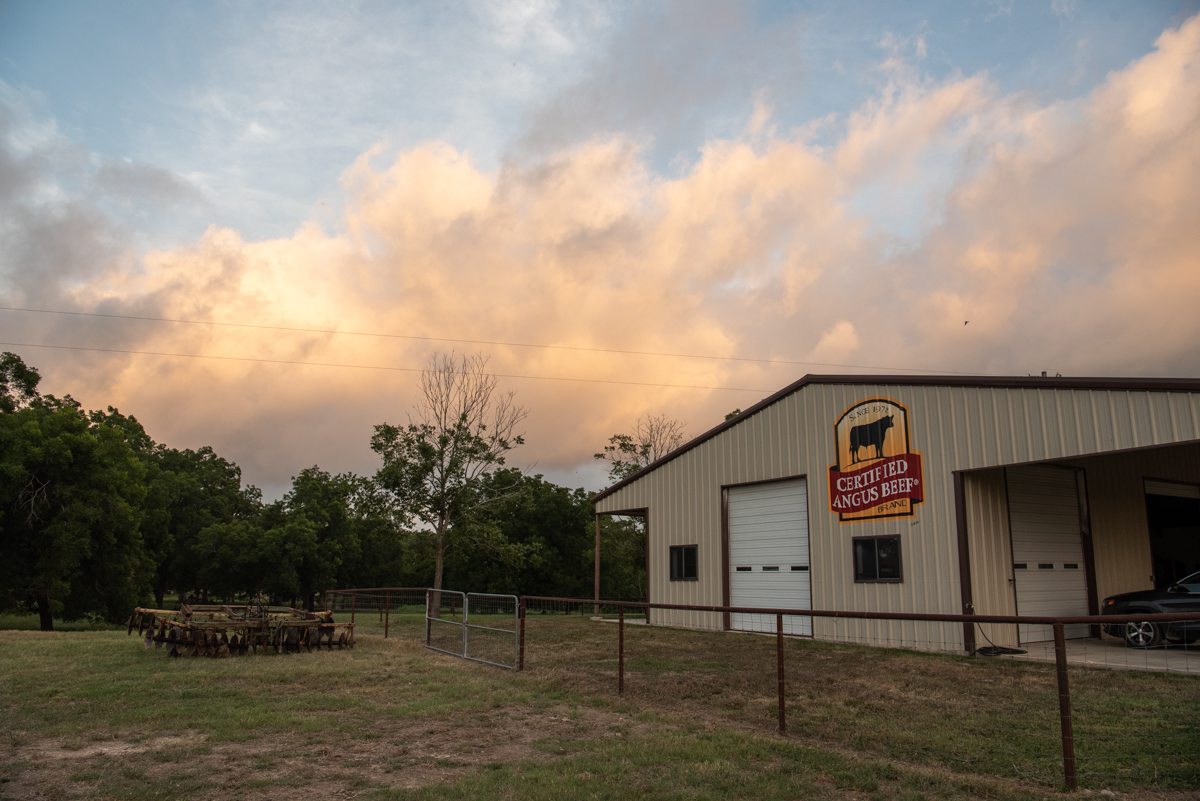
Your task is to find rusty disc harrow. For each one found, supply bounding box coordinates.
[126,604,355,658]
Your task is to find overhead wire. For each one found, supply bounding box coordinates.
[0,305,979,376]
[0,341,776,393]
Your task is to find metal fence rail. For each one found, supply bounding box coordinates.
[324,588,428,638]
[521,595,1199,793]
[318,588,1197,792]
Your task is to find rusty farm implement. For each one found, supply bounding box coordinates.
[126,601,355,657]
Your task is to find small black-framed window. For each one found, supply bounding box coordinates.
[670,545,698,581]
[854,536,902,582]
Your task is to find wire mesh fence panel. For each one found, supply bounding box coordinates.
[323,588,429,638]
[464,593,518,669]
[999,631,1200,674]
[426,590,467,658]
[1068,633,1200,791]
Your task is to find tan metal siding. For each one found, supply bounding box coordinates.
[596,385,1200,649]
[797,382,964,651]
[963,469,1018,647]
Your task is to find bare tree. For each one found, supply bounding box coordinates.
[594,413,687,483]
[371,353,527,591]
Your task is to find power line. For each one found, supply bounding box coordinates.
[0,341,776,393]
[0,305,974,375]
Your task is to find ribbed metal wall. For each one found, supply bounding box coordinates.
[963,469,1018,648]
[1060,442,1200,600]
[596,384,1200,649]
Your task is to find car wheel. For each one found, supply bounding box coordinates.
[1123,621,1162,648]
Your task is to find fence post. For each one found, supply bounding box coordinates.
[618,605,625,695]
[518,598,526,671]
[384,590,390,639]
[512,596,520,669]
[351,593,356,626]
[777,613,786,733]
[462,593,469,658]
[425,591,432,646]
[1053,623,1077,792]
[594,515,601,618]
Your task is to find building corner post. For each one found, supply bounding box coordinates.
[594,513,601,617]
[953,471,976,653]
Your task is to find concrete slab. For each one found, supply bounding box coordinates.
[995,635,1199,674]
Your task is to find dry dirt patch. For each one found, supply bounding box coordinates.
[2,704,651,799]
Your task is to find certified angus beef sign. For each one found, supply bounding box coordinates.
[827,397,925,523]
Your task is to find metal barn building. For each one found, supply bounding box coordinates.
[591,376,1200,652]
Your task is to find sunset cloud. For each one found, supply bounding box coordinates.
[3,13,1199,494]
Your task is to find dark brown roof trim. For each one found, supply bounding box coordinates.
[590,373,1200,504]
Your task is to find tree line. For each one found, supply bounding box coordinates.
[1,352,650,630]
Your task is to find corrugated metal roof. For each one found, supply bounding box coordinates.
[590,374,1200,504]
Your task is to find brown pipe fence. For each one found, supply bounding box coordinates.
[520,595,1200,793]
[322,588,1199,793]
[324,588,429,638]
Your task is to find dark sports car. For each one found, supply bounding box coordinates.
[1101,571,1200,648]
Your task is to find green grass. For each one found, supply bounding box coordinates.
[0,613,1196,799]
[521,616,1200,794]
[370,729,1033,801]
[0,612,123,632]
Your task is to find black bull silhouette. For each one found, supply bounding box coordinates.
[849,415,894,464]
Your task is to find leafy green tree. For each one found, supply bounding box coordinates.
[595,515,647,602]
[437,470,645,601]
[330,474,414,590]
[190,469,388,609]
[152,446,261,605]
[255,505,317,605]
[594,413,686,483]
[0,351,42,413]
[277,467,363,610]
[82,405,260,607]
[372,353,527,592]
[443,469,580,596]
[85,407,170,605]
[0,395,149,629]
[193,519,269,601]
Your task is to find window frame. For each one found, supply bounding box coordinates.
[853,535,903,583]
[669,544,699,581]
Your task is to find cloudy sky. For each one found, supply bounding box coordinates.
[2,0,1199,498]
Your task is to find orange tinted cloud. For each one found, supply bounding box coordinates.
[18,13,1200,492]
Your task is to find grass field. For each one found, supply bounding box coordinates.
[1,611,1197,800]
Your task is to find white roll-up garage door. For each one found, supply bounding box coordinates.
[1006,466,1089,643]
[728,478,811,636]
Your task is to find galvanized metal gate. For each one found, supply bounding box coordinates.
[424,590,519,669]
